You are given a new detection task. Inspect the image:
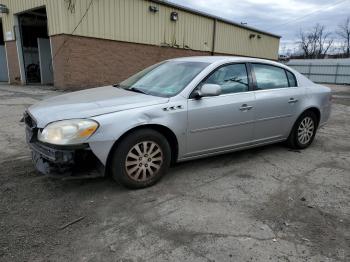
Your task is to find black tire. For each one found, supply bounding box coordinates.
[110,129,171,189]
[287,111,318,149]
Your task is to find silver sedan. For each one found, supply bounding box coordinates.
[24,56,332,188]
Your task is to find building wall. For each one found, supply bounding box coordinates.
[50,34,211,90]
[0,0,280,88]
[215,21,280,60]
[0,0,64,37]
[0,0,280,59]
[4,41,21,84]
[59,0,215,53]
[57,0,280,60]
[0,0,64,84]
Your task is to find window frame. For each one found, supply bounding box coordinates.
[249,62,298,91]
[285,69,298,87]
[189,62,254,99]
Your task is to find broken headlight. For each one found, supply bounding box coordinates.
[38,119,99,145]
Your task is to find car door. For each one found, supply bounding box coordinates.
[185,63,255,157]
[251,63,304,143]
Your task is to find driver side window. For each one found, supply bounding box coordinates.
[203,64,249,94]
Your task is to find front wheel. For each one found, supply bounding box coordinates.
[287,111,318,149]
[110,129,171,189]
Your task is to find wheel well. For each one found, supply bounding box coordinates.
[304,107,321,126]
[105,125,179,175]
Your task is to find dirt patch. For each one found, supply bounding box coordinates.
[254,173,350,261]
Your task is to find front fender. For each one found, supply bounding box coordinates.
[87,102,187,165]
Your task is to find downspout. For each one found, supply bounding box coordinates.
[211,19,217,56]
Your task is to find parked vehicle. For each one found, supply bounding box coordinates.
[24,56,332,188]
[279,54,290,61]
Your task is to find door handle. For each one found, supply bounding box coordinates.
[288,98,298,104]
[240,104,253,111]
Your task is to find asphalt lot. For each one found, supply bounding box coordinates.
[0,83,349,262]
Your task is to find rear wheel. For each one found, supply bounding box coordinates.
[287,111,318,149]
[110,129,171,189]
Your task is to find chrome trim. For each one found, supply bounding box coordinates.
[190,120,254,133]
[255,114,292,123]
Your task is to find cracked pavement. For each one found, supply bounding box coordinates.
[0,83,349,261]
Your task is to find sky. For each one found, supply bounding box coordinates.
[168,0,350,54]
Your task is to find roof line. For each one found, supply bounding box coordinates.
[149,0,281,39]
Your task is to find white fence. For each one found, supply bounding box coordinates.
[287,59,350,85]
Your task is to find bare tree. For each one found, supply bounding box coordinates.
[297,24,333,59]
[337,17,350,58]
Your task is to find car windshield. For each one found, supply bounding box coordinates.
[118,61,210,97]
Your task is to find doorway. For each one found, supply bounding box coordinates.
[0,19,9,82]
[17,7,53,85]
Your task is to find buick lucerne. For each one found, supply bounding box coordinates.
[24,57,332,188]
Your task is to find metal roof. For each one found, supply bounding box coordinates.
[150,0,281,39]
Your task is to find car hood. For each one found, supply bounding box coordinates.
[28,86,169,127]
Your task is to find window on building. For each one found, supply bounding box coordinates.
[203,64,249,94]
[252,64,289,90]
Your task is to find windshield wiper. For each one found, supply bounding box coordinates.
[127,87,149,95]
[114,84,149,95]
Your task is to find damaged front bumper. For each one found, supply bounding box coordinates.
[24,113,104,179]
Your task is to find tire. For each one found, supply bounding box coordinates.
[110,129,171,189]
[287,111,318,149]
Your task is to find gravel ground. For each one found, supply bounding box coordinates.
[0,83,349,262]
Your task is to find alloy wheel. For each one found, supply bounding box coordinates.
[125,141,163,182]
[297,117,315,145]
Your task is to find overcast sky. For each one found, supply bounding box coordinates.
[168,0,350,54]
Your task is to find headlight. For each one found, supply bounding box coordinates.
[38,119,99,145]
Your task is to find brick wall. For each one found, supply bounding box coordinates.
[50,35,211,90]
[5,41,21,84]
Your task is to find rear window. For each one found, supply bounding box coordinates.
[252,64,289,90]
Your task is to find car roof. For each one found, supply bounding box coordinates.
[170,56,280,65]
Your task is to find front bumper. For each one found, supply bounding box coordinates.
[24,114,104,178]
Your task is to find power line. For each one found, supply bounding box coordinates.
[268,0,349,31]
[51,0,94,62]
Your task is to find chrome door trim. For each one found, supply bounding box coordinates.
[255,114,292,123]
[190,119,255,133]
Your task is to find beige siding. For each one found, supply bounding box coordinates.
[59,0,214,52]
[0,0,279,59]
[0,0,64,36]
[215,21,280,60]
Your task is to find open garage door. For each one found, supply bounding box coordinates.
[18,7,53,85]
[0,19,9,82]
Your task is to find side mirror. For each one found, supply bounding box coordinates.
[193,84,222,99]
